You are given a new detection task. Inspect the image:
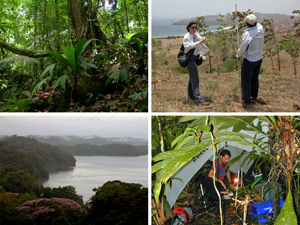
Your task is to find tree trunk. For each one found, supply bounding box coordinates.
[41,0,48,71]
[67,0,108,44]
[34,0,38,50]
[55,0,61,52]
[123,0,129,33]
[272,180,280,221]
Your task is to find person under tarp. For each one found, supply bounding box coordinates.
[204,149,235,200]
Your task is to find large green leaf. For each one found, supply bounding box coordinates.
[151,159,172,174]
[61,44,77,74]
[274,189,298,225]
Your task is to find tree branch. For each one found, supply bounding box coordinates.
[0,40,51,58]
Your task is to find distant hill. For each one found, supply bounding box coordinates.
[172,12,299,26]
[59,144,148,156]
[0,135,76,179]
[22,135,148,146]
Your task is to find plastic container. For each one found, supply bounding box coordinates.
[253,181,282,200]
[251,199,285,223]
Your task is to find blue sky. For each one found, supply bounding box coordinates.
[152,0,299,19]
[0,114,148,139]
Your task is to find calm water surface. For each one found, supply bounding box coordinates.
[39,155,148,202]
[152,18,220,38]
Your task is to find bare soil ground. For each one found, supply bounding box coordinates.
[152,37,300,113]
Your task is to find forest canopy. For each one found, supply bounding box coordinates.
[0,0,148,112]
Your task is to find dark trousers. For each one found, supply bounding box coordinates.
[241,58,262,104]
[204,177,226,200]
[187,57,204,103]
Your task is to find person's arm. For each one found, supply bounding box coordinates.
[195,34,207,44]
[237,11,245,19]
[227,170,235,189]
[236,32,250,58]
[208,169,226,190]
[183,34,206,52]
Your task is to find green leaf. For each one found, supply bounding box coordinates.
[31,77,51,97]
[5,99,17,104]
[61,44,77,74]
[171,133,184,149]
[151,159,172,174]
[75,39,88,62]
[163,195,172,218]
[40,64,56,79]
[53,74,68,90]
[274,189,298,225]
[250,179,262,189]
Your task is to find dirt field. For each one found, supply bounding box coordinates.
[152,37,300,112]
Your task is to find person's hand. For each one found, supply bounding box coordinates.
[200,36,206,43]
[221,181,226,190]
[230,183,235,189]
[237,11,245,18]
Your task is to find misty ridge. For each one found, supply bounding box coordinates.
[0,135,148,157]
[0,134,147,146]
[172,12,299,26]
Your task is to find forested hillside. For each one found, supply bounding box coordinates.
[0,141,49,179]
[0,0,148,112]
[0,135,76,168]
[59,143,148,156]
[0,135,75,196]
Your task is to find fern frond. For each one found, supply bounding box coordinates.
[0,56,40,65]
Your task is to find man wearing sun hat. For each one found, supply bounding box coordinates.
[236,12,264,109]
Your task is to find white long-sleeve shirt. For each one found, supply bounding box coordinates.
[236,23,264,62]
[183,32,208,56]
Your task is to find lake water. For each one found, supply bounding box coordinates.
[152,18,220,38]
[39,155,148,203]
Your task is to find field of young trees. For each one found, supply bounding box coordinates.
[0,0,148,112]
[152,10,300,112]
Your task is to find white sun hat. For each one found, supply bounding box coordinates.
[245,14,257,25]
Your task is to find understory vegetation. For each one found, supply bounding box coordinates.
[0,0,148,112]
[151,116,300,225]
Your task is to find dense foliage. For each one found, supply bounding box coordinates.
[42,186,84,205]
[18,198,87,225]
[0,181,148,225]
[0,0,148,112]
[59,143,148,156]
[88,180,148,225]
[0,135,76,168]
[0,141,48,179]
[0,136,75,195]
[151,116,300,224]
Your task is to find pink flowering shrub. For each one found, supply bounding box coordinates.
[18,198,87,225]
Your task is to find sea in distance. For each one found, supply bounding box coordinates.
[39,155,148,202]
[152,18,220,38]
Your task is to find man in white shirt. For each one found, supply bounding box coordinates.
[236,12,264,109]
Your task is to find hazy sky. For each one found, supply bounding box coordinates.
[0,115,148,139]
[152,0,299,19]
